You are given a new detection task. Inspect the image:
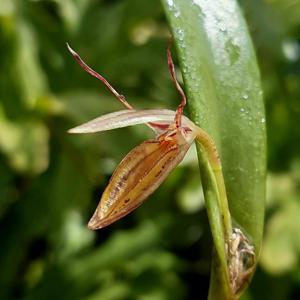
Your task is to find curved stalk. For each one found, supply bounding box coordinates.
[195,128,232,241]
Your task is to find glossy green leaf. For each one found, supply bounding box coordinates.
[162,0,266,298]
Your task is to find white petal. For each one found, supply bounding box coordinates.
[68,109,194,133]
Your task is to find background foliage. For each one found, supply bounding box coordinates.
[0,0,300,299]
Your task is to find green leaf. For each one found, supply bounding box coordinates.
[261,199,300,274]
[162,0,266,298]
[14,19,48,108]
[260,172,300,274]
[0,105,49,175]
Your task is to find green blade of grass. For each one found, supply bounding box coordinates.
[162,0,266,298]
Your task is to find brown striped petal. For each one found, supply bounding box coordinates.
[88,131,191,229]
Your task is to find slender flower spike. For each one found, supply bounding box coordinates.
[67,43,226,231]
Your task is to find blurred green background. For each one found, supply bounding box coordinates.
[0,0,300,299]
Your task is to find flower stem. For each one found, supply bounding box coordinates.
[195,127,232,241]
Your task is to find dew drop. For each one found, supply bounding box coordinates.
[167,0,174,6]
[177,29,184,40]
[219,24,226,32]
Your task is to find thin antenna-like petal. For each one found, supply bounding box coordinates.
[66,43,133,110]
[167,40,187,127]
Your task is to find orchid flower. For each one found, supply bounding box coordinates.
[66,43,231,235]
[66,42,258,296]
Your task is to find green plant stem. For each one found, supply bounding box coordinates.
[195,144,234,299]
[195,128,232,241]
